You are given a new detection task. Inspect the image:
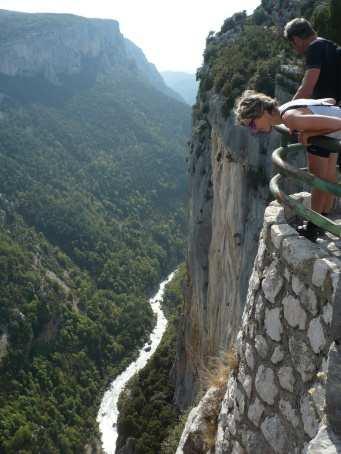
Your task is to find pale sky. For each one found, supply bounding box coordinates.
[0,0,261,73]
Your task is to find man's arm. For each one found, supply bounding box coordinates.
[293,68,321,99]
[298,129,338,146]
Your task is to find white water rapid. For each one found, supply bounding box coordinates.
[97,270,176,454]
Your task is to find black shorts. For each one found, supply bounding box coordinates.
[308,144,334,158]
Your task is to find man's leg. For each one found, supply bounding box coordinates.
[308,152,330,213]
[297,150,330,241]
[323,153,338,213]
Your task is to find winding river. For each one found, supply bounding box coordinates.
[97,270,176,454]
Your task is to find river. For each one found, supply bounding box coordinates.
[97,270,176,454]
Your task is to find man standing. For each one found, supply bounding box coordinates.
[284,18,340,241]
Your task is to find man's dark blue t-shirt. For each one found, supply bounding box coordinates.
[305,37,340,101]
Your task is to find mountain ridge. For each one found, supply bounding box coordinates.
[0,9,182,103]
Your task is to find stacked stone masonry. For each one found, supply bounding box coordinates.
[214,198,341,453]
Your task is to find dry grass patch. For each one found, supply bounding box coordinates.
[199,347,238,452]
[200,347,238,392]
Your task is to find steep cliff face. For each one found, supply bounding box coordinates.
[174,0,323,413]
[174,96,278,408]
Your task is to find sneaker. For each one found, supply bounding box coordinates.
[296,221,324,242]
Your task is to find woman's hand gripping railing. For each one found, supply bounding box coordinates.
[270,125,341,237]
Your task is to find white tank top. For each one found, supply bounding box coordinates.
[279,99,341,139]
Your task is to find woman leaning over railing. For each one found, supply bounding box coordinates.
[234,90,341,242]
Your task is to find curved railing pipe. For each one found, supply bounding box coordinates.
[270,125,341,237]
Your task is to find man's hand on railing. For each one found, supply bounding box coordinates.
[297,129,339,146]
[297,131,311,146]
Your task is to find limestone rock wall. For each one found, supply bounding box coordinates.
[173,55,307,407]
[174,93,285,409]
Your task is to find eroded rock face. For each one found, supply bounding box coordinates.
[173,114,214,408]
[173,53,307,408]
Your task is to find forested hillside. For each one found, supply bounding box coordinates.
[0,10,190,453]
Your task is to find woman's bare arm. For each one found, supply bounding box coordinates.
[282,110,341,134]
[284,113,341,132]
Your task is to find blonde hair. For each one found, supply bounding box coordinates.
[234,90,278,124]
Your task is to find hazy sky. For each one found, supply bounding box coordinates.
[0,1,261,73]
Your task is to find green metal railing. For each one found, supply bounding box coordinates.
[269,125,341,237]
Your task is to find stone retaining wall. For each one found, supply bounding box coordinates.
[178,195,341,453]
[215,197,341,453]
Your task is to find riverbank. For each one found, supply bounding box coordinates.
[97,270,177,453]
[115,266,186,453]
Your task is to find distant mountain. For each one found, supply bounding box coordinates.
[162,71,198,105]
[0,9,190,452]
[0,9,183,104]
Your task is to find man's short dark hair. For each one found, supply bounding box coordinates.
[284,18,316,41]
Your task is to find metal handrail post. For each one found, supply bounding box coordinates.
[270,126,341,237]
